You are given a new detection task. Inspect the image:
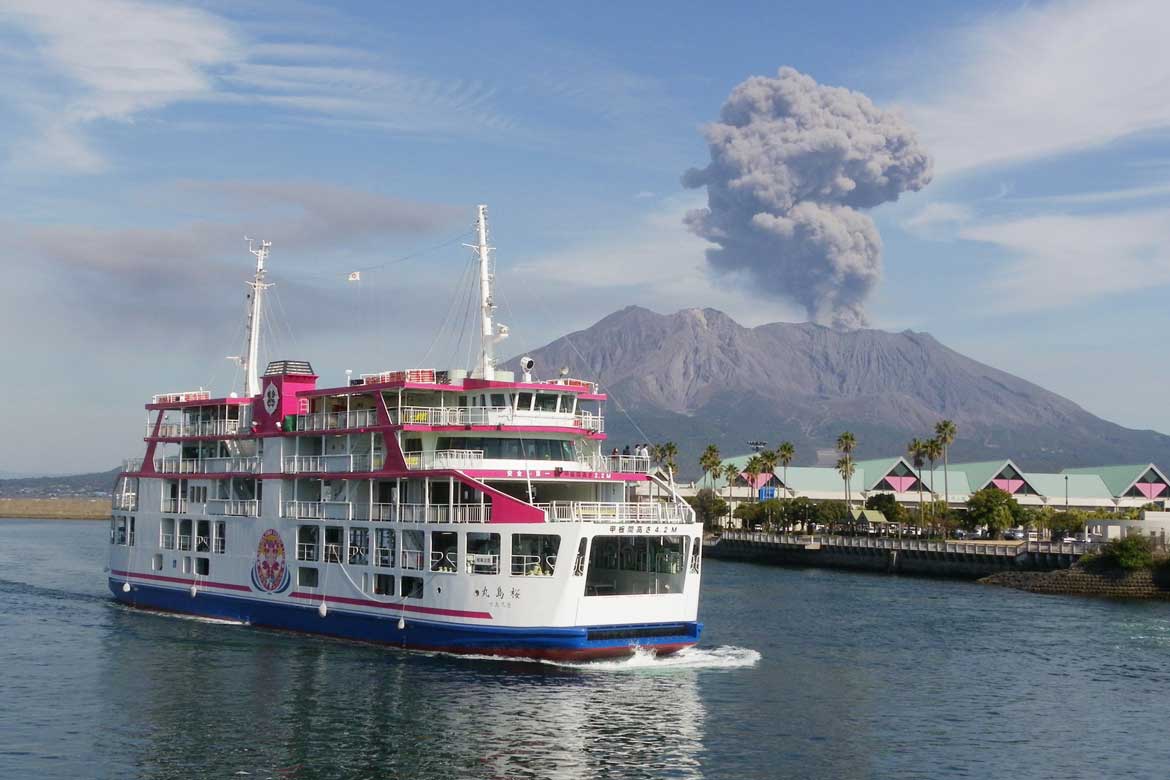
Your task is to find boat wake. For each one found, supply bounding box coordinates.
[561,645,761,672]
[112,602,248,627]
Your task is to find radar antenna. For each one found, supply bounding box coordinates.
[464,205,508,380]
[242,237,274,397]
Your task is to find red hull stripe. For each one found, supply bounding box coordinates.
[111,569,251,592]
[288,591,493,620]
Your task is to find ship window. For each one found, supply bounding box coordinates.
[466,532,500,574]
[182,556,192,574]
[375,528,396,567]
[196,520,210,552]
[323,526,343,563]
[116,517,127,545]
[585,535,688,596]
[559,395,576,414]
[109,517,116,545]
[297,525,319,561]
[431,531,458,573]
[298,567,319,587]
[535,393,558,412]
[195,557,210,576]
[214,521,226,554]
[402,437,422,453]
[573,538,588,576]
[178,519,192,551]
[348,528,369,565]
[373,574,395,595]
[511,534,560,576]
[151,554,163,571]
[128,517,135,546]
[401,576,423,599]
[490,393,506,407]
[482,438,502,459]
[516,392,534,411]
[161,517,176,549]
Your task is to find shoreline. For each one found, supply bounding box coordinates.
[0,498,110,521]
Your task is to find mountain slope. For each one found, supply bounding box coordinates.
[510,306,1170,478]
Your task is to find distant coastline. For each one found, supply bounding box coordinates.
[0,498,109,520]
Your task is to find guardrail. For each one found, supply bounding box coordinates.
[206,499,259,517]
[161,498,187,513]
[155,457,260,474]
[293,409,378,431]
[389,405,603,431]
[281,454,372,474]
[149,418,246,437]
[721,532,1100,556]
[282,501,353,520]
[403,449,484,470]
[537,501,693,524]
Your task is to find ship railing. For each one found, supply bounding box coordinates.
[152,389,211,404]
[603,455,653,473]
[282,500,353,521]
[536,501,691,524]
[399,503,427,523]
[294,408,379,431]
[389,405,602,431]
[401,549,424,571]
[368,503,397,522]
[450,504,491,523]
[113,494,138,511]
[161,498,187,513]
[203,457,261,473]
[374,547,395,567]
[323,543,342,563]
[403,449,483,470]
[123,458,144,473]
[466,553,499,575]
[430,551,458,572]
[149,418,245,438]
[281,454,372,474]
[178,534,192,551]
[160,533,175,549]
[296,542,318,561]
[213,537,225,554]
[511,554,555,576]
[206,499,258,517]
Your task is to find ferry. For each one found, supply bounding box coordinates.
[107,206,702,660]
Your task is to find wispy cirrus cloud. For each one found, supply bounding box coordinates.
[903,0,1170,174]
[0,0,515,171]
[959,209,1170,311]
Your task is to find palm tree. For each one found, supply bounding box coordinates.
[777,441,795,497]
[723,463,741,521]
[924,437,942,494]
[836,456,856,514]
[652,441,678,478]
[836,431,856,506]
[745,455,765,502]
[934,420,957,512]
[699,444,721,489]
[907,438,927,528]
[759,449,778,488]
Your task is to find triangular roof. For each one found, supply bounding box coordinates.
[855,456,921,492]
[1061,464,1169,498]
[851,508,888,523]
[947,460,1037,495]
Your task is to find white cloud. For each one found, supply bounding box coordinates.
[900,201,972,240]
[958,209,1170,310]
[904,0,1170,174]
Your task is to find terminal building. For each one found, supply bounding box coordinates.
[688,456,1170,514]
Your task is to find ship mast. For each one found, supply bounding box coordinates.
[469,205,507,380]
[242,237,273,397]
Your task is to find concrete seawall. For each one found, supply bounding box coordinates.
[707,532,1094,579]
[981,567,1170,600]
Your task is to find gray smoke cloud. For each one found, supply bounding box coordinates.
[683,67,932,329]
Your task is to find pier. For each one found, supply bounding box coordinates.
[706,531,1097,578]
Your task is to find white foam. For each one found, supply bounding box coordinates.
[563,645,761,672]
[114,603,247,626]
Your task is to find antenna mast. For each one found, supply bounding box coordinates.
[468,205,507,380]
[242,237,273,397]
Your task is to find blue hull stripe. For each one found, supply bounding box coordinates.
[109,579,701,658]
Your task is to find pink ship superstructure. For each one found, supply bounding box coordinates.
[108,206,702,659]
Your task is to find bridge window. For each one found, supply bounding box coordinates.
[535,393,558,412]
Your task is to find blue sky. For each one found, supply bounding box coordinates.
[2,0,1169,473]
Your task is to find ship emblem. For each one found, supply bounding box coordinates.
[251,528,290,593]
[263,382,280,415]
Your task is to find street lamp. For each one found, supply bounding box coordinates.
[747,440,767,452]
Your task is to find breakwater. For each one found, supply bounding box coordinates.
[982,566,1170,600]
[707,531,1096,579]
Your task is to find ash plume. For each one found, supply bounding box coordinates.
[683,67,932,329]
